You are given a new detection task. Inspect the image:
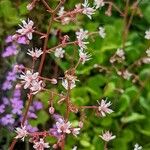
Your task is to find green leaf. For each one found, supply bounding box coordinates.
[121,112,146,123]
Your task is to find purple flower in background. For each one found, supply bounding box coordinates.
[2,81,13,90]
[0,105,5,113]
[5,36,13,43]
[1,114,15,126]
[2,97,10,106]
[2,44,18,57]
[33,101,43,110]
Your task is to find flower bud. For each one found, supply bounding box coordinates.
[49,107,55,114]
[51,78,57,84]
[27,3,34,11]
[78,121,83,128]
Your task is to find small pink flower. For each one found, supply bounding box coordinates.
[16,19,34,40]
[33,138,50,150]
[76,29,88,40]
[94,0,105,9]
[82,0,95,19]
[15,126,28,141]
[27,48,43,58]
[30,80,43,94]
[97,99,113,117]
[62,79,76,90]
[56,118,72,134]
[54,47,65,58]
[99,131,116,142]
[79,49,91,64]
[20,70,39,89]
[72,128,80,137]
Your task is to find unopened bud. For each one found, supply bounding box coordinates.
[78,121,83,128]
[27,3,34,11]
[49,107,55,114]
[51,78,57,84]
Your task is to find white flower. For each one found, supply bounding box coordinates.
[99,27,106,38]
[76,29,89,40]
[15,126,28,141]
[54,47,65,58]
[33,138,50,150]
[78,40,89,49]
[94,0,105,9]
[99,131,116,142]
[72,146,77,150]
[97,99,113,117]
[122,70,132,80]
[82,0,95,19]
[134,143,142,150]
[62,79,76,90]
[79,49,91,64]
[56,118,72,134]
[58,7,65,17]
[16,19,34,40]
[20,70,39,89]
[145,29,150,40]
[72,128,80,137]
[116,48,125,59]
[30,80,43,95]
[146,48,150,57]
[27,48,43,58]
[142,57,150,64]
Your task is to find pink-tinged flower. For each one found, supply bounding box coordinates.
[94,0,105,9]
[72,146,77,150]
[145,29,150,40]
[15,126,28,141]
[27,48,43,58]
[72,128,80,137]
[27,3,34,11]
[78,40,89,49]
[54,47,65,58]
[56,118,72,134]
[99,27,106,38]
[146,48,150,57]
[99,131,116,142]
[58,7,65,17]
[122,70,132,80]
[16,19,34,40]
[134,143,142,150]
[20,70,39,89]
[79,49,91,64]
[97,99,113,117]
[76,29,88,40]
[116,48,125,59]
[142,57,150,64]
[33,138,50,150]
[62,79,76,90]
[30,80,43,95]
[82,0,95,19]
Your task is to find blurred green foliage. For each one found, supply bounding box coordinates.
[1,0,150,150]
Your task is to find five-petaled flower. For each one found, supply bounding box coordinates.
[99,27,106,38]
[15,125,28,141]
[56,118,72,134]
[79,49,91,64]
[27,48,43,58]
[62,79,76,90]
[33,138,50,150]
[82,0,95,19]
[94,0,105,9]
[54,47,65,58]
[16,19,34,40]
[145,29,150,40]
[99,131,116,142]
[97,99,113,117]
[134,143,142,150]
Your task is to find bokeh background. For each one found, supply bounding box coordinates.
[0,0,150,149]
